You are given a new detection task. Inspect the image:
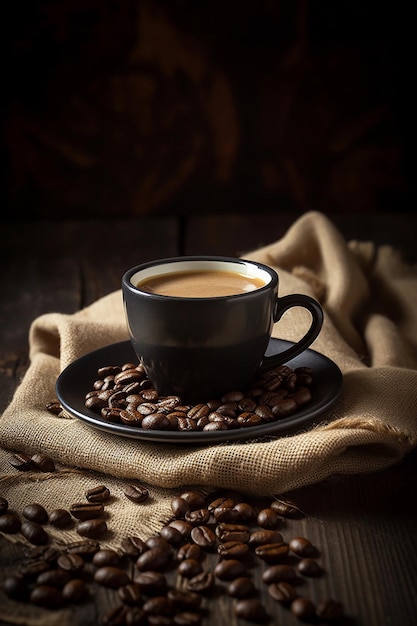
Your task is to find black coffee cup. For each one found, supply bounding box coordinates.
[122,256,323,402]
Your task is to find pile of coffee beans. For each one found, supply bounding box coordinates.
[1,465,345,625]
[83,361,314,432]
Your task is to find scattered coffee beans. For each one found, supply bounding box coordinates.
[83,361,314,432]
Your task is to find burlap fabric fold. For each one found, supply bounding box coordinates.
[1,211,417,558]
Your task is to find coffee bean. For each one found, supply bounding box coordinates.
[169,519,193,538]
[185,508,211,525]
[49,508,72,528]
[62,578,89,602]
[37,569,71,588]
[142,413,170,430]
[262,564,297,583]
[171,496,190,517]
[291,596,316,620]
[297,557,322,577]
[190,525,216,549]
[94,566,130,589]
[118,582,143,605]
[136,547,170,571]
[232,502,256,522]
[228,576,256,598]
[257,507,280,529]
[0,512,21,534]
[234,599,269,623]
[76,518,108,539]
[8,452,33,471]
[86,484,111,503]
[70,502,105,520]
[176,543,203,562]
[142,595,175,616]
[214,558,246,581]
[248,529,283,546]
[178,558,203,578]
[21,521,49,545]
[316,598,344,620]
[133,571,167,594]
[3,575,29,601]
[268,581,298,604]
[254,542,289,563]
[46,401,63,415]
[217,540,249,559]
[125,606,147,625]
[124,484,149,503]
[120,536,148,558]
[186,571,214,594]
[22,503,49,524]
[180,491,206,510]
[270,497,302,518]
[57,553,85,572]
[92,549,121,567]
[146,535,171,551]
[215,522,250,543]
[31,453,56,472]
[289,536,317,557]
[167,589,202,610]
[65,539,100,557]
[103,605,129,625]
[159,524,183,544]
[30,585,65,609]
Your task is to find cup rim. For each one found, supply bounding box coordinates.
[122,255,278,301]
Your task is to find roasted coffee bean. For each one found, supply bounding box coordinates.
[237,412,263,427]
[114,369,143,385]
[228,576,256,598]
[146,535,171,551]
[215,522,250,543]
[248,529,283,546]
[76,518,108,539]
[262,564,297,583]
[142,413,170,430]
[268,581,298,604]
[176,543,203,562]
[70,502,105,520]
[133,571,167,594]
[185,508,211,525]
[157,396,182,411]
[92,549,121,567]
[178,417,198,431]
[178,558,203,578]
[31,453,56,472]
[234,598,269,623]
[124,484,149,503]
[187,404,210,420]
[9,452,33,471]
[86,484,111,503]
[46,401,63,415]
[291,596,316,620]
[180,490,206,510]
[212,506,240,523]
[62,578,89,602]
[118,582,143,605]
[37,569,71,588]
[190,525,216,548]
[0,512,21,533]
[213,558,246,581]
[0,496,8,515]
[203,421,228,431]
[94,566,130,589]
[254,542,289,563]
[136,547,170,571]
[30,585,65,609]
[48,508,72,528]
[270,497,301,517]
[167,589,202,610]
[272,398,298,417]
[297,557,322,577]
[186,571,214,593]
[3,575,29,601]
[102,407,124,422]
[98,365,122,378]
[136,402,157,415]
[289,536,316,557]
[173,611,202,626]
[143,595,175,616]
[121,536,148,558]
[171,496,190,517]
[65,539,100,556]
[22,503,49,524]
[21,559,51,579]
[21,521,49,545]
[25,545,60,563]
[232,502,256,522]
[257,507,280,529]
[57,552,85,572]
[316,598,344,620]
[217,540,249,559]
[160,524,183,544]
[169,519,193,538]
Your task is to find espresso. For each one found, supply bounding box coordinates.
[137,270,266,297]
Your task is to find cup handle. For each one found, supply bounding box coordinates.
[259,294,324,373]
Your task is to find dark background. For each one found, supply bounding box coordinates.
[3,0,413,220]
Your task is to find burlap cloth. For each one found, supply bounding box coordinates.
[1,211,417,568]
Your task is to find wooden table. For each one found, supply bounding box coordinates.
[1,213,417,626]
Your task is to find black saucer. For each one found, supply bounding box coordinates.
[56,339,343,444]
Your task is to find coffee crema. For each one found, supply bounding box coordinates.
[136,269,267,298]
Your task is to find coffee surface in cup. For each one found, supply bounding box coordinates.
[137,270,266,298]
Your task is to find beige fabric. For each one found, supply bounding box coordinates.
[1,211,417,557]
